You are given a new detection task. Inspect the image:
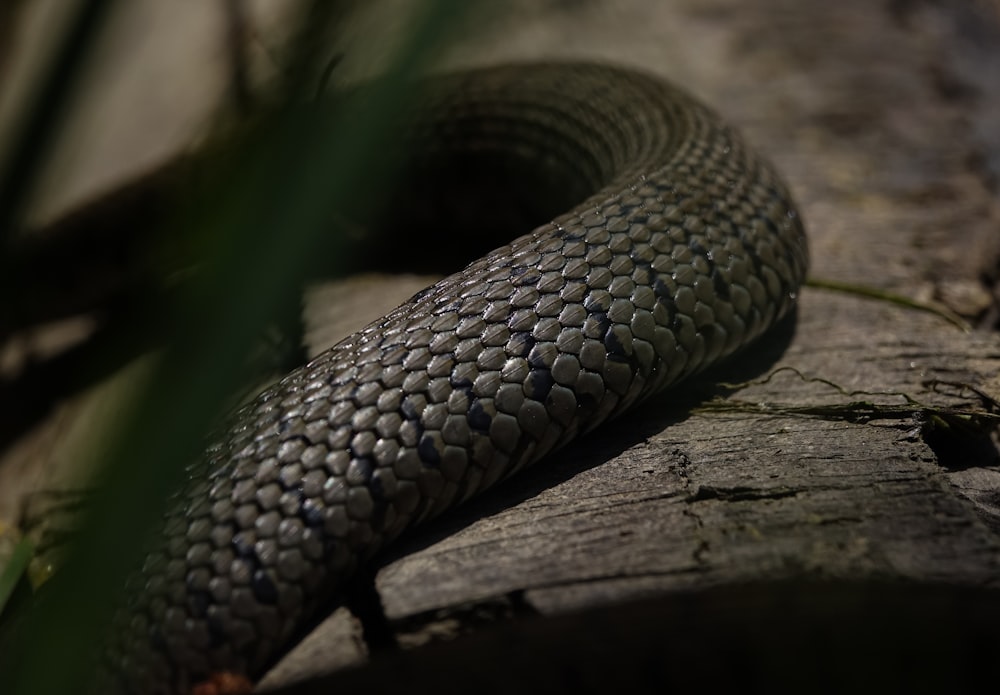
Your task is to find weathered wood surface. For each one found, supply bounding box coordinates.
[2,0,999,691]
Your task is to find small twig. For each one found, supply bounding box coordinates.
[807,277,972,332]
[702,366,1000,434]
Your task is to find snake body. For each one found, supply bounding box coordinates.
[106,63,808,693]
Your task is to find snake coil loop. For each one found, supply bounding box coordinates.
[105,63,807,693]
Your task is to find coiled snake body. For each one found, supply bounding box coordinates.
[107,63,808,693]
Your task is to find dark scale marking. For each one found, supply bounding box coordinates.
[277,421,300,436]
[232,532,257,561]
[278,473,305,494]
[252,570,279,604]
[507,332,536,357]
[512,269,542,286]
[583,294,608,313]
[524,369,554,401]
[300,499,325,528]
[652,278,672,299]
[400,398,423,421]
[711,267,731,299]
[417,434,442,464]
[369,471,389,500]
[349,458,374,484]
[527,348,553,370]
[762,216,789,252]
[450,375,474,390]
[592,312,613,338]
[689,239,709,257]
[468,399,493,431]
[688,239,723,298]
[656,296,677,327]
[739,234,765,275]
[559,226,586,240]
[410,286,436,302]
[604,327,630,358]
[632,265,653,286]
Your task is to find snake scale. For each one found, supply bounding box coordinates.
[103,63,808,693]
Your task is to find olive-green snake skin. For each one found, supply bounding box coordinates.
[104,63,808,693]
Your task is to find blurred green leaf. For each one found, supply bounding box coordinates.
[1,1,474,693]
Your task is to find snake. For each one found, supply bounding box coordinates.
[101,63,808,693]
